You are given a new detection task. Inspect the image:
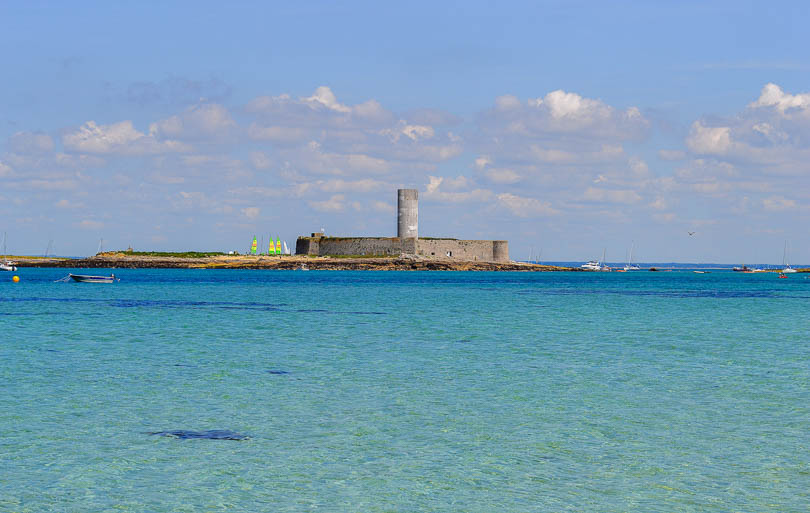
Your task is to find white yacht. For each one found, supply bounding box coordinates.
[580,260,602,271]
[581,249,610,271]
[782,241,798,273]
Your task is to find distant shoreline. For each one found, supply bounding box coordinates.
[11,253,582,272]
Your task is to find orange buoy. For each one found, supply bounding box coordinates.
[12,275,20,283]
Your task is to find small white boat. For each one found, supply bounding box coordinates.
[782,241,798,273]
[69,273,119,283]
[623,242,640,271]
[1,233,16,271]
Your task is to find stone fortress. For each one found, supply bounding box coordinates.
[296,189,509,262]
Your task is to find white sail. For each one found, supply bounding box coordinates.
[283,241,290,255]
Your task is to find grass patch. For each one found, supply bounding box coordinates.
[114,251,227,258]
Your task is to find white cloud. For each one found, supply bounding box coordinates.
[55,199,84,209]
[79,219,104,230]
[242,207,260,219]
[318,178,386,193]
[250,151,272,170]
[686,121,732,155]
[304,86,351,113]
[749,83,810,113]
[0,161,11,177]
[628,157,650,178]
[371,200,394,213]
[484,89,648,139]
[150,103,236,141]
[683,84,810,175]
[484,167,521,184]
[496,193,559,217]
[245,86,461,183]
[423,175,493,203]
[247,124,309,144]
[63,120,190,155]
[474,155,492,169]
[309,194,346,212]
[762,195,798,211]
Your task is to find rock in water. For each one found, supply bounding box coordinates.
[148,429,249,440]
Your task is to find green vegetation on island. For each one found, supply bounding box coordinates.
[103,251,227,258]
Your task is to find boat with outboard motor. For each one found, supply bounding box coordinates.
[69,273,119,283]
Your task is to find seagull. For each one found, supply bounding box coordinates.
[688,231,696,236]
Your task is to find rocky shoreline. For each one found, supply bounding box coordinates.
[13,253,581,272]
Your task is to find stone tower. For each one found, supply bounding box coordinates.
[397,189,418,239]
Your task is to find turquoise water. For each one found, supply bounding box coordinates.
[1,269,809,511]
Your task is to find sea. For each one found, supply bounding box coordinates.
[1,268,809,512]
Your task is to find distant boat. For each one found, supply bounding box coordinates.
[732,265,752,272]
[580,260,601,271]
[581,249,610,271]
[1,232,17,272]
[69,273,119,283]
[693,270,708,274]
[782,241,797,273]
[623,242,640,271]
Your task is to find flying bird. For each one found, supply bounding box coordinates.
[688,231,696,236]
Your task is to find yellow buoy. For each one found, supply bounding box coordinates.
[12,275,20,283]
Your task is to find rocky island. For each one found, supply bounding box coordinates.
[13,252,580,272]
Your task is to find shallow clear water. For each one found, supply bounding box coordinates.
[2,269,809,511]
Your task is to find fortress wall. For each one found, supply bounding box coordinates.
[297,237,404,256]
[295,237,319,256]
[296,236,509,262]
[415,239,509,262]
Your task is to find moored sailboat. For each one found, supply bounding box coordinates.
[782,241,797,273]
[623,242,640,271]
[1,233,17,272]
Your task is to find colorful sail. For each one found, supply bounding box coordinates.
[276,237,281,255]
[250,236,257,255]
[269,235,276,255]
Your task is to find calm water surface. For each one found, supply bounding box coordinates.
[1,269,809,511]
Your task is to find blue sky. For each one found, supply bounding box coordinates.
[2,1,810,263]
